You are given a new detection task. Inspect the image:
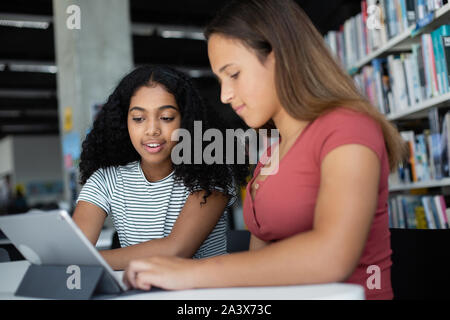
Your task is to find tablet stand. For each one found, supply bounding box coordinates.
[15,264,121,300]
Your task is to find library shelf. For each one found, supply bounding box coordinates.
[389,177,450,191]
[387,92,450,121]
[348,2,450,76]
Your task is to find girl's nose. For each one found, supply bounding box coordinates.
[220,83,234,104]
[145,121,161,136]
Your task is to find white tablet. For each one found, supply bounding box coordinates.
[0,210,128,293]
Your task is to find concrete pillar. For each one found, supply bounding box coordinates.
[53,0,133,209]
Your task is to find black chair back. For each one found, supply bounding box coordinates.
[390,229,450,300]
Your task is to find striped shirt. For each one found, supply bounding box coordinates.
[77,161,233,259]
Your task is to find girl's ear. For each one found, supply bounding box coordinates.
[264,50,276,69]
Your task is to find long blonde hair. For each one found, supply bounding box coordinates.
[205,0,407,171]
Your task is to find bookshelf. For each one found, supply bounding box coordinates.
[325,0,450,230]
[390,177,450,191]
[348,25,415,75]
[348,2,450,75]
[387,91,450,120]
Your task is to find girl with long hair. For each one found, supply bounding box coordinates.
[123,0,406,300]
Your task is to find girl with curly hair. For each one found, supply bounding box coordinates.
[72,65,249,270]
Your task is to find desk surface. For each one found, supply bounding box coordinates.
[0,261,365,300]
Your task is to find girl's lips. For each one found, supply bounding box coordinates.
[143,142,165,154]
[234,105,245,115]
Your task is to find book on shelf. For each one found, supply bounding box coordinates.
[445,36,450,88]
[389,194,450,229]
[429,107,445,179]
[432,25,450,95]
[324,0,449,71]
[393,107,450,184]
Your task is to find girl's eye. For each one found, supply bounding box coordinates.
[161,117,175,122]
[231,72,240,79]
[132,117,144,122]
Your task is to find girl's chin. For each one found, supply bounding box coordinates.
[246,118,269,130]
[140,154,173,166]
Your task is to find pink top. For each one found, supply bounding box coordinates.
[243,107,393,300]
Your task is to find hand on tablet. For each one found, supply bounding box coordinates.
[123,256,198,291]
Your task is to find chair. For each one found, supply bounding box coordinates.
[111,231,120,249]
[226,229,251,253]
[110,229,252,253]
[390,228,450,300]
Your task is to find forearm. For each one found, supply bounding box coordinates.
[192,230,349,288]
[102,237,179,270]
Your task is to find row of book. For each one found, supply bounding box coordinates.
[324,0,449,71]
[389,194,450,229]
[352,25,450,116]
[390,107,450,184]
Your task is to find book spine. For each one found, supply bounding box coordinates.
[427,34,440,97]
[422,34,433,99]
[400,0,410,30]
[396,196,406,228]
[406,0,417,25]
[417,0,426,21]
[444,36,450,92]
[410,48,424,103]
[422,196,436,229]
[431,28,444,94]
[439,26,450,93]
[413,44,427,100]
[415,205,428,229]
[438,195,450,228]
[430,195,443,228]
[362,0,369,54]
[404,56,416,106]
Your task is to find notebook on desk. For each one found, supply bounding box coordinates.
[0,209,129,298]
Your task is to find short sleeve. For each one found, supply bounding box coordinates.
[317,109,385,165]
[214,184,238,208]
[191,183,238,208]
[77,168,112,215]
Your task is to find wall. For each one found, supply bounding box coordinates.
[12,135,63,206]
[0,137,14,177]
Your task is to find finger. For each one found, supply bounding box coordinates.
[136,272,153,291]
[122,268,132,289]
[125,260,153,289]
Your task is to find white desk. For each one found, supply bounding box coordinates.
[0,261,365,300]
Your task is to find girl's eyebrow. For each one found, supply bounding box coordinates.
[219,63,233,73]
[129,106,146,113]
[129,105,178,113]
[158,105,178,111]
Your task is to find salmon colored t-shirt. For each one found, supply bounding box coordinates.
[243,107,393,300]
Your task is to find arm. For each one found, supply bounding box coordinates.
[101,190,228,270]
[72,201,107,246]
[124,144,381,290]
[249,234,270,251]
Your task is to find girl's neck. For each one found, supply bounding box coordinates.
[140,160,174,182]
[272,108,310,146]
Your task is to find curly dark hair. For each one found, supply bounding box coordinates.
[79,65,250,204]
